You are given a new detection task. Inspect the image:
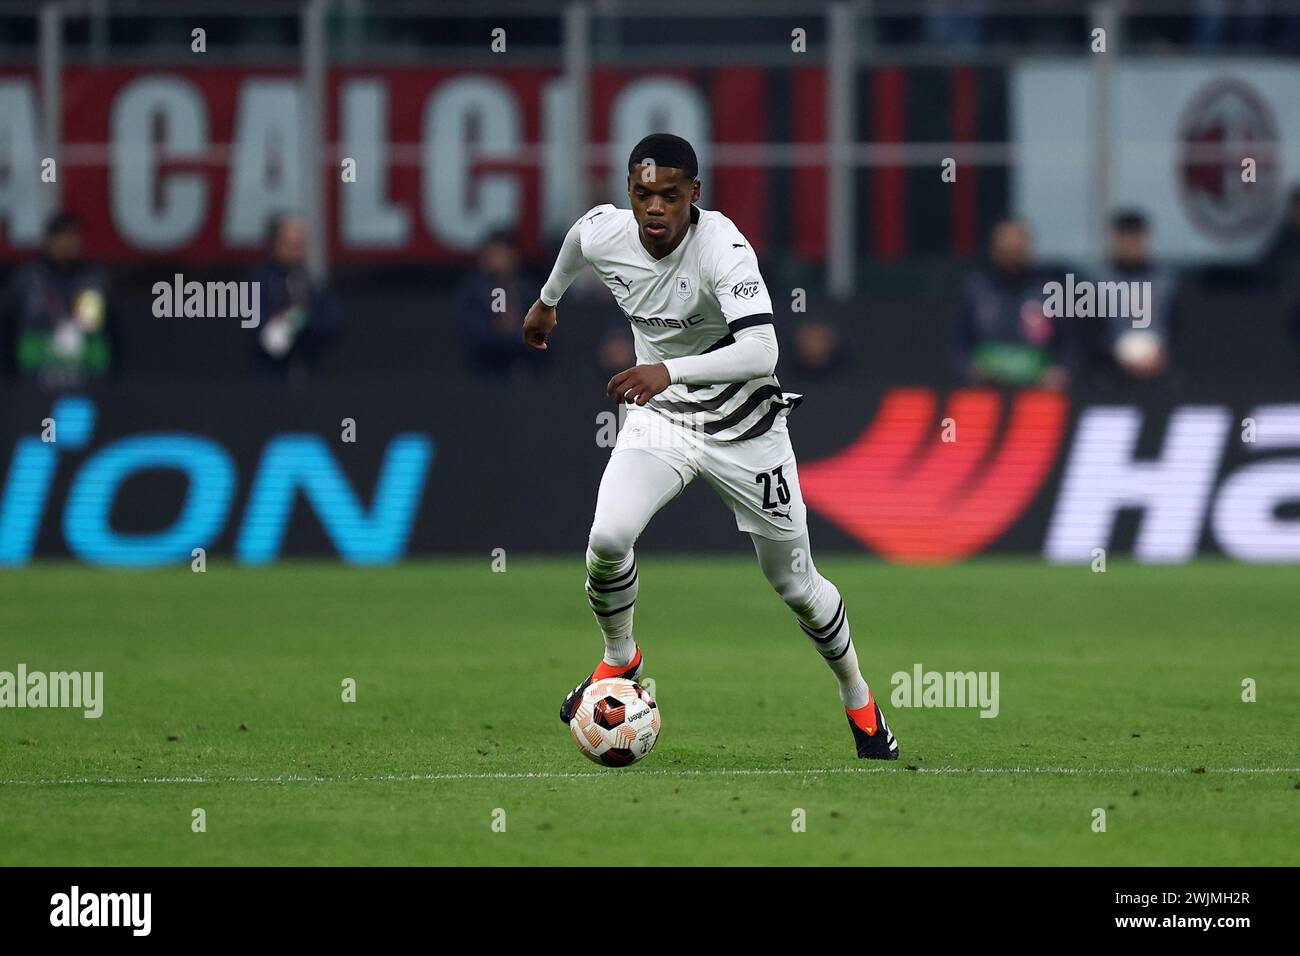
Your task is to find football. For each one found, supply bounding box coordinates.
[569,677,660,767]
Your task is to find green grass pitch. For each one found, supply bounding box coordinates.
[1,557,1296,866]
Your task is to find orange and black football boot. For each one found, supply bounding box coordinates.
[559,646,644,724]
[846,692,899,760]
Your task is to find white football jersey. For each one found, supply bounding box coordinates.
[551,203,800,442]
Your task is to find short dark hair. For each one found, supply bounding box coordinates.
[628,133,698,180]
[1112,209,1148,233]
[44,211,81,239]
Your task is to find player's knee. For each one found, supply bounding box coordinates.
[587,523,635,566]
[766,567,817,615]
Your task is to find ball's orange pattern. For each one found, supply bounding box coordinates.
[569,677,660,767]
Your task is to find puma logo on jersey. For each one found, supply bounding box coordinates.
[607,273,632,292]
[767,508,792,520]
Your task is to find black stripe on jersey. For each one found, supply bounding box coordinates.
[650,382,746,414]
[732,394,802,441]
[701,384,784,435]
[690,204,701,225]
[727,313,774,333]
[700,332,735,354]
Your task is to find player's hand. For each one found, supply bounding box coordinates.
[522,299,557,350]
[607,363,671,406]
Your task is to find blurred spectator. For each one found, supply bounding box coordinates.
[596,323,636,379]
[1,212,113,389]
[954,218,1067,389]
[1289,297,1300,371]
[788,319,848,380]
[1270,190,1300,368]
[456,230,543,378]
[922,0,1080,48]
[249,214,342,382]
[1261,187,1300,289]
[1086,210,1179,383]
[1193,0,1269,48]
[923,1,987,46]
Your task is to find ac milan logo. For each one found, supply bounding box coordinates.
[1177,77,1279,239]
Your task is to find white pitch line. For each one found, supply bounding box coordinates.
[1,766,1297,786]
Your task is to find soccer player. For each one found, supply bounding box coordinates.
[523,134,898,759]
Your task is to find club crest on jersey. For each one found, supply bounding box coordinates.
[675,276,692,301]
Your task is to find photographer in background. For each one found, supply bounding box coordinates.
[249,213,342,382]
[1086,210,1179,383]
[1,212,114,389]
[954,218,1068,389]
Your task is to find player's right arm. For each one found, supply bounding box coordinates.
[658,226,778,386]
[523,214,589,350]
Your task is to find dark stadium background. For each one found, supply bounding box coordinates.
[1,0,1297,565]
[2,0,1299,882]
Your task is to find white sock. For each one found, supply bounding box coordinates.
[799,592,872,710]
[585,547,638,666]
[751,532,871,711]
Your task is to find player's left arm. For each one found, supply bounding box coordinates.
[606,234,777,405]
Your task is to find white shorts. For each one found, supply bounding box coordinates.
[611,405,808,540]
